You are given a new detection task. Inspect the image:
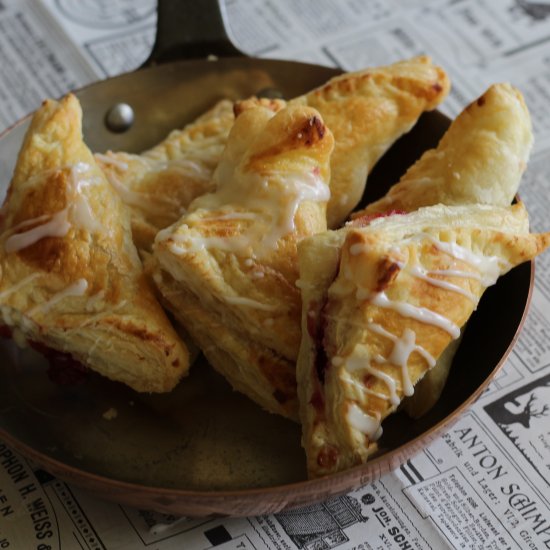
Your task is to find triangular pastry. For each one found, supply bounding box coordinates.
[349,83,532,417]
[297,204,550,477]
[0,94,189,392]
[352,83,532,218]
[96,99,235,250]
[289,55,450,227]
[153,104,335,419]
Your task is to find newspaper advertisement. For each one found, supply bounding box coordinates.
[1,0,550,548]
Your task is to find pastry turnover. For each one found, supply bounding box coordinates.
[353,83,532,218]
[96,99,235,250]
[297,204,550,477]
[348,83,532,417]
[288,55,450,227]
[153,104,335,419]
[0,94,189,392]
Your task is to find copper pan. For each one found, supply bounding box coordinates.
[0,0,534,517]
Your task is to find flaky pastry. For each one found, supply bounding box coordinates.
[348,83,532,416]
[0,94,189,392]
[353,83,532,218]
[297,204,550,477]
[96,99,235,250]
[289,55,450,227]
[153,104,335,419]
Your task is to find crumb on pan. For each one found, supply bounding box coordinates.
[102,407,118,420]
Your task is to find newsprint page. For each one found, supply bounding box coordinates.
[1,0,550,549]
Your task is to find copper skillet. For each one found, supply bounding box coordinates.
[0,0,533,517]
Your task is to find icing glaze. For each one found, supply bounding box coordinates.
[361,290,461,339]
[4,163,107,254]
[5,209,71,253]
[347,402,383,441]
[163,167,330,257]
[405,264,477,302]
[27,279,88,316]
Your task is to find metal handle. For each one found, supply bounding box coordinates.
[145,0,244,65]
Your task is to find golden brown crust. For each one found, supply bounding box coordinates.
[153,104,335,417]
[233,96,286,117]
[353,83,532,218]
[347,84,533,418]
[0,94,189,393]
[96,99,235,250]
[290,55,450,227]
[152,266,299,419]
[297,204,550,477]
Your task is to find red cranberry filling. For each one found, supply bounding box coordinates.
[317,444,339,468]
[350,209,406,227]
[307,300,330,385]
[30,341,88,386]
[309,390,324,413]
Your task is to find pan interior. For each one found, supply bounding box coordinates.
[0,58,532,494]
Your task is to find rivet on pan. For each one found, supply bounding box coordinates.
[105,103,135,133]
[256,88,284,99]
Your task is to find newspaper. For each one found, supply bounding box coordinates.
[1,0,550,548]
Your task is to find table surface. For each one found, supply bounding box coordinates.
[1,1,550,549]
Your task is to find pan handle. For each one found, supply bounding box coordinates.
[144,0,244,65]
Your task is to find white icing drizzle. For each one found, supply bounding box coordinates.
[0,273,40,301]
[5,209,71,253]
[4,163,105,253]
[338,346,399,405]
[27,279,88,316]
[340,369,388,400]
[368,322,436,369]
[360,290,460,339]
[257,170,330,250]
[347,402,383,441]
[426,236,506,287]
[7,212,54,235]
[384,329,417,396]
[405,264,477,302]
[224,295,278,311]
[164,167,330,257]
[71,163,104,233]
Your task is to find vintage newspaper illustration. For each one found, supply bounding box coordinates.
[1,0,550,548]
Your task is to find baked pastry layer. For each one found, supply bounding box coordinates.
[153,104,335,418]
[290,55,450,227]
[348,83,533,417]
[0,94,189,392]
[353,83,532,218]
[297,204,550,477]
[96,99,235,250]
